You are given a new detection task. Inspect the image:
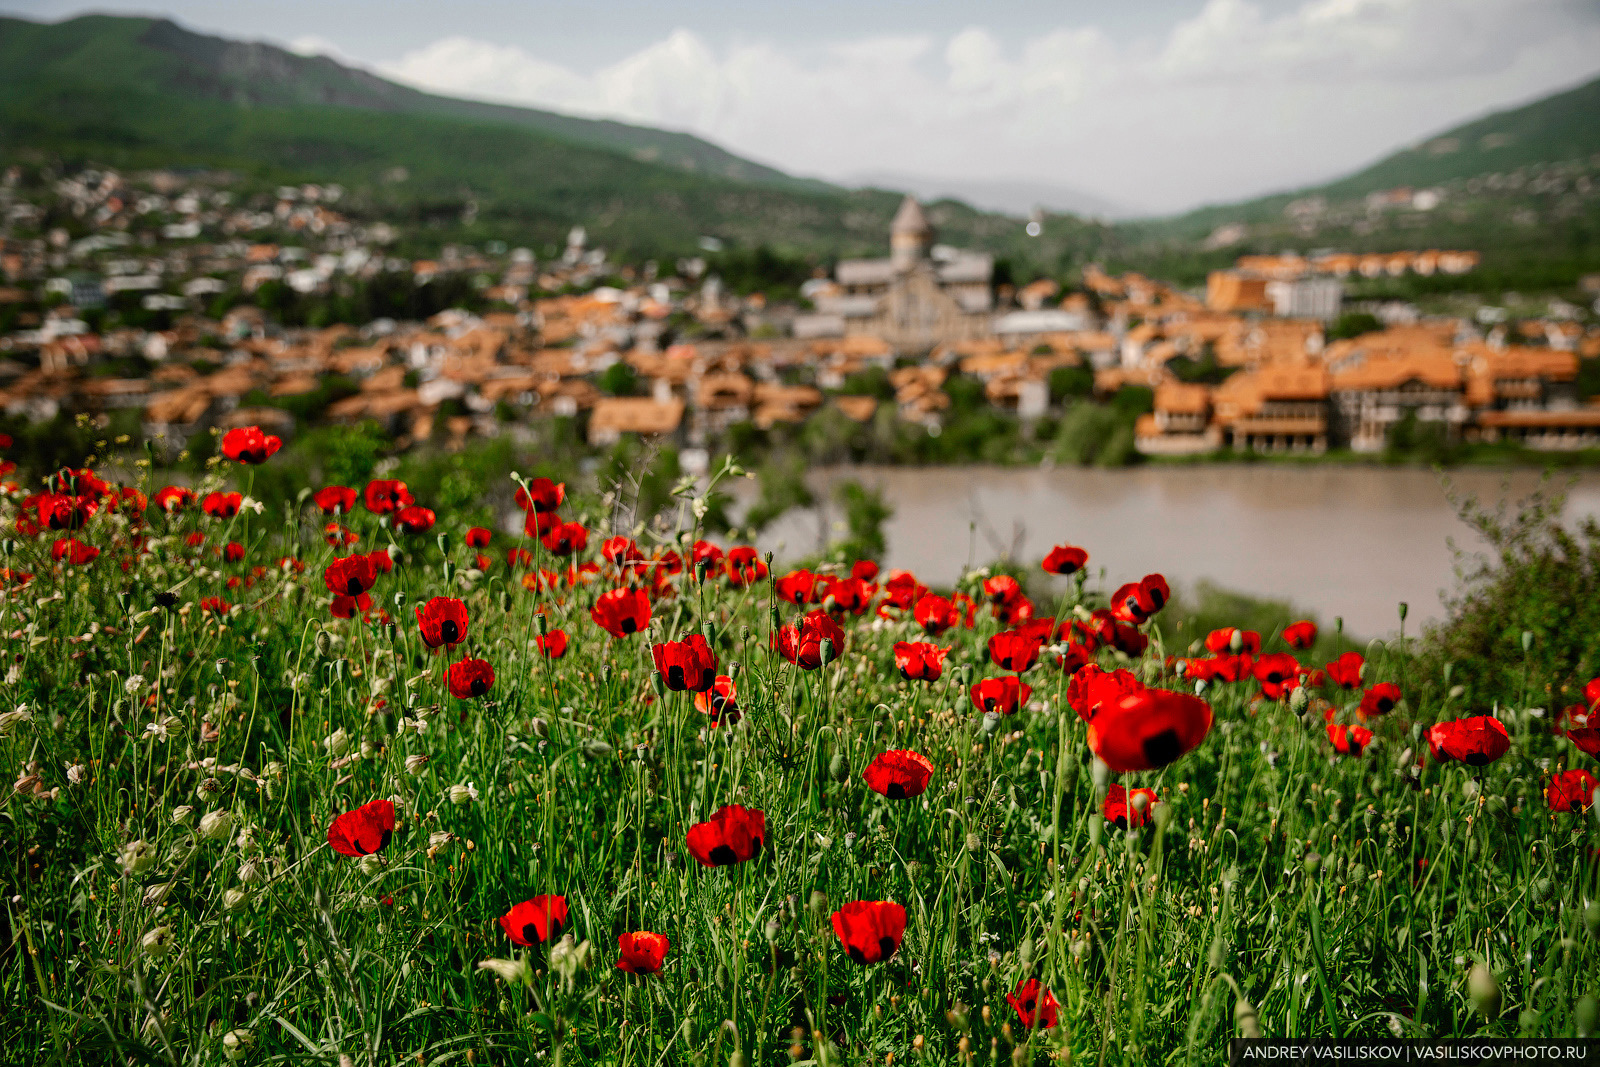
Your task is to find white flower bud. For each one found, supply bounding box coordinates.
[477,957,531,985]
[404,754,428,775]
[448,782,479,806]
[223,888,251,913]
[199,809,234,841]
[359,854,383,877]
[221,1028,254,1061]
[171,805,195,825]
[120,839,156,875]
[323,729,350,757]
[141,925,174,959]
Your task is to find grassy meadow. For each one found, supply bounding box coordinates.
[0,430,1597,1067]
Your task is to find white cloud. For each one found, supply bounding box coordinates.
[376,0,1600,214]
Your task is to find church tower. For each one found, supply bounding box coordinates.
[889,195,933,272]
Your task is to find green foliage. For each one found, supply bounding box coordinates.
[1048,365,1095,402]
[1051,401,1123,466]
[832,480,892,561]
[744,452,814,533]
[595,361,640,398]
[1417,476,1600,709]
[1329,311,1384,341]
[838,366,893,401]
[1166,349,1239,386]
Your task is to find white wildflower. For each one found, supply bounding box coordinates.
[448,782,479,806]
[120,839,156,875]
[141,925,174,959]
[198,809,234,841]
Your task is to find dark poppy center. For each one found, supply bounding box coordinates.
[886,782,907,799]
[1348,739,1364,756]
[708,844,737,866]
[471,678,488,696]
[523,922,542,944]
[848,945,867,964]
[878,936,897,960]
[1378,698,1394,713]
[1465,752,1491,766]
[620,617,637,634]
[667,666,686,689]
[440,620,459,644]
[345,577,363,595]
[1141,728,1183,768]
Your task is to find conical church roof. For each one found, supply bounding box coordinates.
[890,195,932,236]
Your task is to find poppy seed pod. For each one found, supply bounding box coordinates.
[583,739,614,759]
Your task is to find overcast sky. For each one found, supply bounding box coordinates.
[6,0,1600,214]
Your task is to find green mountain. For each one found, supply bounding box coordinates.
[1115,73,1600,292]
[0,13,1111,270]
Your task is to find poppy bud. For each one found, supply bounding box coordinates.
[819,639,835,666]
[1208,935,1226,970]
[531,717,549,738]
[1468,962,1500,1017]
[965,831,982,851]
[1335,616,1343,635]
[1087,814,1102,847]
[958,664,973,687]
[808,890,828,917]
[705,621,718,648]
[1576,994,1599,1037]
[1017,937,1034,967]
[1585,902,1600,939]
[1289,687,1309,715]
[537,611,549,634]
[315,630,333,657]
[651,671,666,697]
[1397,602,1408,622]
[1302,852,1321,875]
[828,751,848,781]
[981,711,1002,736]
[501,592,513,613]
[437,533,450,555]
[769,605,781,632]
[946,1002,970,1031]
[1229,630,1243,653]
[583,738,613,759]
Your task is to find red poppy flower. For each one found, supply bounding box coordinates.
[184,532,206,549]
[38,492,96,530]
[363,479,413,515]
[313,485,357,514]
[1325,651,1364,689]
[1584,676,1600,710]
[988,630,1042,673]
[992,592,1035,627]
[983,575,1022,604]
[1568,727,1600,759]
[652,634,717,692]
[447,657,495,699]
[515,477,565,513]
[1205,628,1261,655]
[116,487,148,516]
[1212,653,1255,684]
[153,486,195,513]
[534,520,583,556]
[592,587,652,638]
[1066,665,1143,723]
[894,641,947,682]
[774,609,846,670]
[327,799,396,857]
[774,569,819,605]
[725,546,767,587]
[202,492,242,520]
[1110,573,1170,625]
[970,676,1031,716]
[331,592,372,619]
[323,522,357,548]
[393,506,435,535]
[913,594,958,635]
[201,596,230,617]
[1103,783,1159,830]
[416,597,469,648]
[50,537,99,565]
[863,750,933,799]
[220,426,281,465]
[1041,544,1088,577]
[522,510,559,539]
[499,895,568,945]
[1328,723,1374,756]
[1087,688,1214,772]
[878,570,926,611]
[368,548,395,574]
[222,540,246,563]
[1546,769,1598,813]
[1008,978,1061,1031]
[822,576,873,615]
[1429,716,1510,766]
[615,931,670,974]
[830,900,906,965]
[850,559,879,582]
[1283,620,1317,650]
[48,467,108,497]
[324,555,378,598]
[695,675,739,725]
[1358,683,1401,719]
[536,629,569,658]
[1055,641,1093,674]
[685,804,765,867]
[1253,653,1302,700]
